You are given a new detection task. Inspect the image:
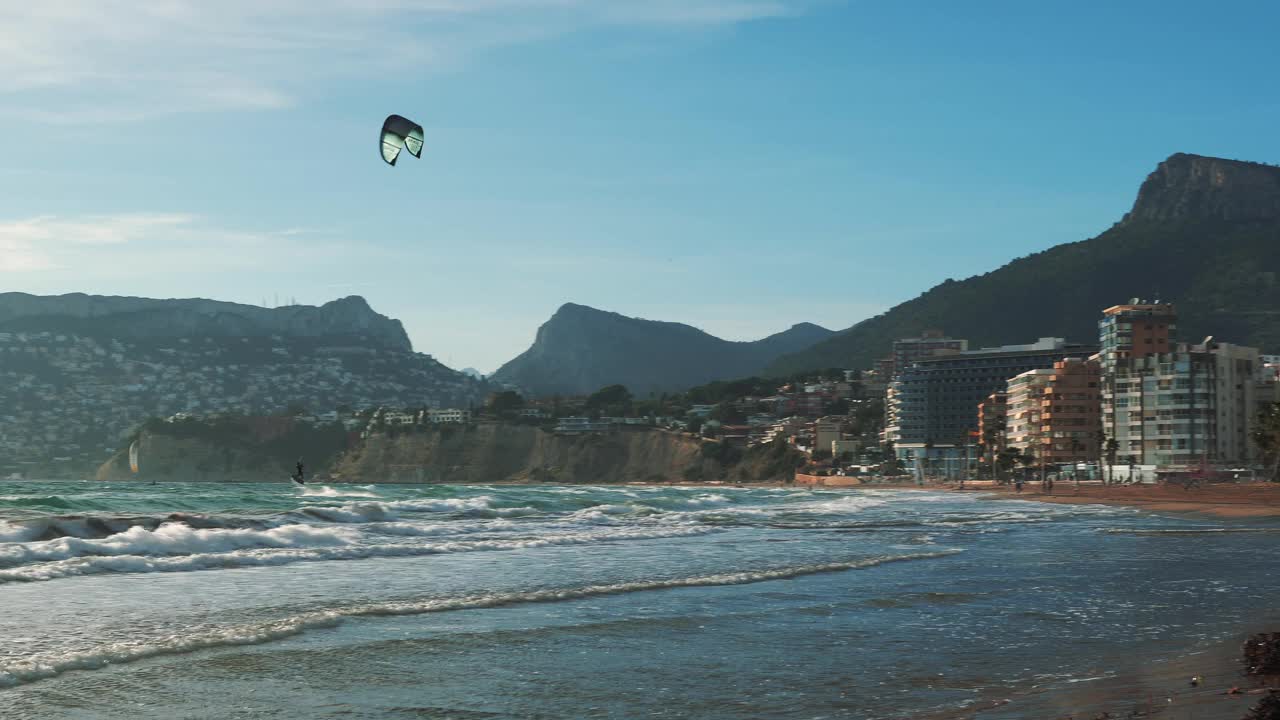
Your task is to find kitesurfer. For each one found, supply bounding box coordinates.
[381,114,425,166]
[295,458,305,483]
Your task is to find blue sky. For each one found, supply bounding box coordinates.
[1,1,1278,372]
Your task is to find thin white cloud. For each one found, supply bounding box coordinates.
[0,212,339,277]
[0,1,804,123]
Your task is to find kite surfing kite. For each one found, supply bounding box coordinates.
[380,114,424,167]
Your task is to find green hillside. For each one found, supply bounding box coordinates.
[767,154,1280,374]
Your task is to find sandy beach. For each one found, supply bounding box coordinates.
[959,480,1280,518]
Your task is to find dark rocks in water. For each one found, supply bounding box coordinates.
[1244,632,1280,676]
[1242,690,1280,720]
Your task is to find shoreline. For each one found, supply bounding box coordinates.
[944,626,1280,720]
[18,476,1280,521]
[954,480,1280,519]
[7,477,1279,717]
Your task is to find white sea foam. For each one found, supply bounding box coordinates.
[0,525,721,582]
[681,493,731,506]
[567,503,640,519]
[300,486,381,498]
[295,496,505,523]
[789,495,889,513]
[365,520,518,537]
[0,523,360,566]
[299,502,396,523]
[0,521,37,543]
[385,496,499,513]
[0,549,961,688]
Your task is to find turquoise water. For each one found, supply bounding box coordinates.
[1,481,1278,719]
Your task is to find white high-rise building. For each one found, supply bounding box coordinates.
[1098,302,1259,467]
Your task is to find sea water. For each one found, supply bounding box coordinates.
[1,481,1277,719]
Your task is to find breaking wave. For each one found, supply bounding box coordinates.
[0,513,277,542]
[0,549,961,688]
[299,486,382,499]
[0,525,721,583]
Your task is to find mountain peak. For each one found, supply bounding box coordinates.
[552,302,619,320]
[327,295,373,310]
[494,305,834,396]
[787,322,828,332]
[1122,153,1280,225]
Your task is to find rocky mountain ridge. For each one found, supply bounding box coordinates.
[492,303,834,397]
[0,293,412,351]
[0,294,487,477]
[1121,153,1280,226]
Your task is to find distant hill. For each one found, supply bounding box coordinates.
[492,303,834,397]
[0,293,487,477]
[767,153,1280,375]
[0,293,413,351]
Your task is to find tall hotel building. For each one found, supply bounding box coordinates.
[1099,301,1258,466]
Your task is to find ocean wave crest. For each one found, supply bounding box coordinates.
[0,525,722,583]
[0,549,961,688]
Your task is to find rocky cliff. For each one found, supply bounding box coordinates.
[1121,153,1280,225]
[492,303,833,397]
[332,425,805,485]
[0,293,412,350]
[96,418,353,483]
[96,422,805,485]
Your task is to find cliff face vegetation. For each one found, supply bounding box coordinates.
[332,425,806,485]
[768,153,1280,374]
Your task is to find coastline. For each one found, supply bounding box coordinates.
[945,626,1280,720]
[7,477,1278,718]
[959,480,1280,519]
[944,481,1280,719]
[61,474,1280,522]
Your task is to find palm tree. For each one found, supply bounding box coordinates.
[881,441,901,476]
[996,447,1019,484]
[1252,402,1280,482]
[981,418,1006,480]
[1105,438,1120,485]
[1070,437,1085,486]
[1019,449,1038,483]
[1094,429,1108,485]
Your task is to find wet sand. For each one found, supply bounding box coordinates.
[968,481,1280,518]
[968,481,1280,718]
[964,628,1279,720]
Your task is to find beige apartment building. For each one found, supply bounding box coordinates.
[1038,357,1102,466]
[1005,368,1054,457]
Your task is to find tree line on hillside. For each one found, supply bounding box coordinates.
[768,218,1280,375]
